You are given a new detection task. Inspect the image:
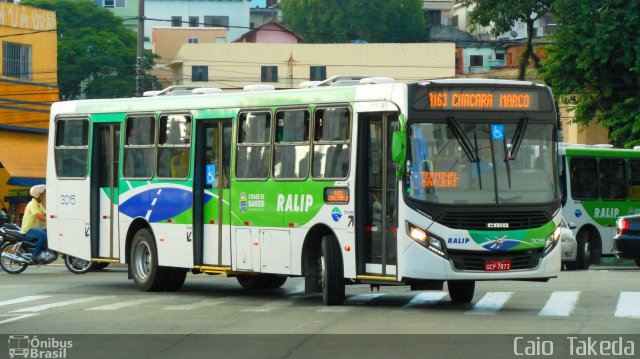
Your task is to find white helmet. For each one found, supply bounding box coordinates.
[30,184,46,198]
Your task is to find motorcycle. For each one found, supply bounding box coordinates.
[0,212,94,275]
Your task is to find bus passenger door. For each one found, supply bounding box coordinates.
[90,123,120,260]
[194,119,232,267]
[356,113,399,277]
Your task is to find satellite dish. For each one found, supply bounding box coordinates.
[510,30,518,38]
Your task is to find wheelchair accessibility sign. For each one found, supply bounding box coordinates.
[206,164,216,186]
[491,124,504,141]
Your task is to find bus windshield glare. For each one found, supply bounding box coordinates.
[407,121,556,205]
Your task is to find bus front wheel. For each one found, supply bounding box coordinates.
[448,280,475,304]
[575,232,591,270]
[130,228,169,292]
[320,234,345,306]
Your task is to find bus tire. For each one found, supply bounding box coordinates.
[575,231,591,270]
[166,268,187,291]
[448,280,475,304]
[321,234,345,306]
[130,228,169,292]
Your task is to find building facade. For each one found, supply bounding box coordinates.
[93,0,139,32]
[168,42,455,89]
[0,2,59,222]
[144,0,251,47]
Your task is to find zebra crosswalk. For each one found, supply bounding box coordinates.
[0,290,639,323]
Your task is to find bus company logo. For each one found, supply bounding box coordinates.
[331,207,342,222]
[447,237,470,244]
[487,222,509,228]
[575,209,582,218]
[240,192,247,212]
[594,207,619,219]
[8,335,73,359]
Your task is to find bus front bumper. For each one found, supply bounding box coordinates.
[401,241,561,281]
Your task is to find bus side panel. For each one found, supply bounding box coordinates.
[152,223,194,268]
[55,179,92,260]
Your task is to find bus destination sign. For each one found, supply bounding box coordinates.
[412,88,547,112]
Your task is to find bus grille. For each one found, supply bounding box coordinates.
[447,249,543,271]
[438,211,550,230]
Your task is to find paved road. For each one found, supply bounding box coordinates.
[0,263,638,335]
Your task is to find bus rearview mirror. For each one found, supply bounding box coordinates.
[391,130,406,165]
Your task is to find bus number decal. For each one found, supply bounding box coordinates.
[60,194,76,206]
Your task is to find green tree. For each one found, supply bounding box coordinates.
[539,0,640,147]
[23,0,158,99]
[457,0,553,80]
[280,0,424,43]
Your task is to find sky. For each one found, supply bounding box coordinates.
[251,0,267,7]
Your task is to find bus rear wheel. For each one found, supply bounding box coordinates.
[448,280,475,304]
[130,228,169,292]
[320,234,345,306]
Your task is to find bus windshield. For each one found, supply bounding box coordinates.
[407,121,556,205]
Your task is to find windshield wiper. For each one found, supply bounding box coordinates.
[447,116,479,162]
[503,138,512,188]
[509,117,529,160]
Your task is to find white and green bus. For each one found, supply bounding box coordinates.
[559,144,640,269]
[46,76,562,305]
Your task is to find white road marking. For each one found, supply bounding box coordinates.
[0,296,50,308]
[151,198,158,206]
[538,291,581,317]
[145,210,152,220]
[163,300,224,311]
[467,292,513,315]
[347,293,385,303]
[240,301,292,312]
[615,292,640,318]
[0,313,38,325]
[317,307,349,313]
[157,189,162,195]
[12,296,113,313]
[403,292,447,308]
[86,297,163,311]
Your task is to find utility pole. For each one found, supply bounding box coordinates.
[135,0,145,97]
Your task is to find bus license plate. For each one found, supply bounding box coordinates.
[484,260,511,271]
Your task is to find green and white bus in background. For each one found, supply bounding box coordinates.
[46,76,563,305]
[559,144,640,269]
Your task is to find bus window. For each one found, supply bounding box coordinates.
[236,111,271,179]
[273,109,310,179]
[629,160,640,200]
[312,107,350,179]
[599,158,626,200]
[54,118,89,178]
[157,114,191,179]
[123,115,156,179]
[570,158,598,200]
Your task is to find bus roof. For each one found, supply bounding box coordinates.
[560,143,640,158]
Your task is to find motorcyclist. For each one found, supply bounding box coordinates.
[22,185,48,263]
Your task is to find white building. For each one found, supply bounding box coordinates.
[144,0,251,47]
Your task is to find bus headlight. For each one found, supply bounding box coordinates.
[544,226,562,255]
[406,222,447,258]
